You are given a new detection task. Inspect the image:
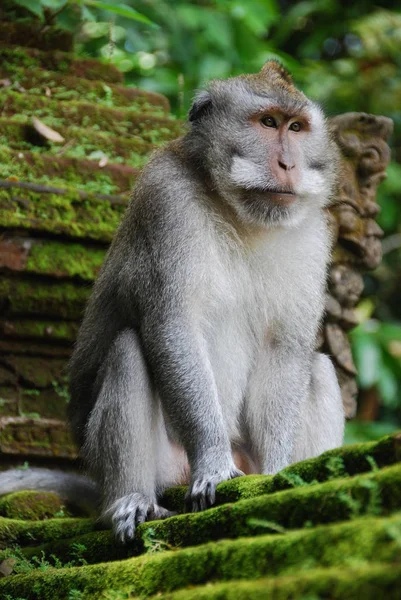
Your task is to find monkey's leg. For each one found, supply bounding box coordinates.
[83,329,175,543]
[246,344,312,474]
[292,353,345,462]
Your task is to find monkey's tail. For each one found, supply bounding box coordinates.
[0,468,99,514]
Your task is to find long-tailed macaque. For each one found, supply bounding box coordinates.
[0,61,344,542]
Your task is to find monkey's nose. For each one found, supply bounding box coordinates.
[278,159,295,171]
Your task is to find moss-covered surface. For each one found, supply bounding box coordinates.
[0,69,168,112]
[0,236,106,281]
[0,118,155,165]
[0,90,182,142]
[0,45,123,83]
[0,20,73,52]
[0,433,400,598]
[0,145,138,194]
[0,490,70,520]
[0,277,90,320]
[0,416,75,458]
[0,185,125,241]
[0,318,78,342]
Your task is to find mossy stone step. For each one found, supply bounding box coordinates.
[144,565,401,600]
[0,20,73,52]
[0,118,154,167]
[0,68,169,113]
[0,318,78,343]
[0,490,70,520]
[0,146,138,194]
[1,513,401,600]
[0,340,71,359]
[0,183,125,242]
[0,416,75,460]
[0,89,182,143]
[0,277,89,321]
[0,45,123,83]
[0,384,68,421]
[0,235,106,281]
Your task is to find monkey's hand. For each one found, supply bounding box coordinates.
[104,493,176,544]
[185,466,244,512]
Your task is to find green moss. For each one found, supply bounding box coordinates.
[0,90,181,141]
[0,277,90,320]
[0,46,123,83]
[10,461,401,568]
[0,146,137,195]
[0,118,155,165]
[135,564,401,599]
[0,516,96,547]
[130,463,401,551]
[1,513,401,599]
[1,318,78,342]
[0,69,168,113]
[24,241,105,281]
[0,491,70,520]
[0,186,125,242]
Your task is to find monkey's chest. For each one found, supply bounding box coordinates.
[203,240,320,349]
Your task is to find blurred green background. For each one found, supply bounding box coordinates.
[13,0,401,442]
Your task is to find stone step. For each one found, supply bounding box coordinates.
[0,318,78,343]
[0,416,75,459]
[0,276,89,321]
[0,118,154,166]
[0,66,169,113]
[0,20,73,53]
[0,44,123,83]
[0,180,125,242]
[0,234,106,282]
[1,512,400,599]
[0,89,182,143]
[0,146,138,194]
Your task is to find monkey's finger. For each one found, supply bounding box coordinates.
[135,506,148,526]
[205,481,216,507]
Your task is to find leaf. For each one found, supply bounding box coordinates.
[32,117,65,143]
[352,331,382,388]
[13,0,44,19]
[41,0,68,9]
[82,1,158,27]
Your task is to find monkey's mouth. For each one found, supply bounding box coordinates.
[263,190,297,205]
[249,187,297,205]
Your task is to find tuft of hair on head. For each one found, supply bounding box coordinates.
[260,60,293,85]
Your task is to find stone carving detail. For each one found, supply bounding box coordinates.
[323,113,393,418]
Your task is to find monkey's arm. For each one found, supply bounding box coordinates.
[141,310,242,507]
[120,157,242,509]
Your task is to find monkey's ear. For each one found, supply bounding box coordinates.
[261,60,293,85]
[188,90,213,122]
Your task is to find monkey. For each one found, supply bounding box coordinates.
[0,61,344,542]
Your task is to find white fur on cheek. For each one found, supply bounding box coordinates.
[230,156,268,189]
[297,169,328,204]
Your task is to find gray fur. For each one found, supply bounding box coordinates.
[1,64,345,543]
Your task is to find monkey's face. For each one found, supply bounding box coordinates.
[188,61,338,228]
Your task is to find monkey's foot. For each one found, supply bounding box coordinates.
[186,467,244,512]
[103,493,175,544]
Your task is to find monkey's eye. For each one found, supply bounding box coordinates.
[260,116,276,128]
[289,122,302,132]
